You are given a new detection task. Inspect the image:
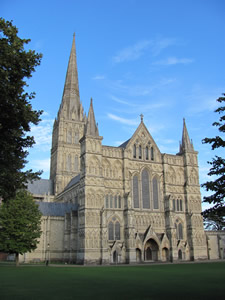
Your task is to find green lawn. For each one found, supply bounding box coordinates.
[0,262,224,300]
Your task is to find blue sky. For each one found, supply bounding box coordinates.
[2,0,225,208]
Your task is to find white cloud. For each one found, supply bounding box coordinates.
[153,57,194,66]
[31,158,50,172]
[92,75,105,80]
[186,88,221,115]
[113,40,151,63]
[112,37,178,64]
[110,95,135,106]
[107,113,139,126]
[29,117,54,152]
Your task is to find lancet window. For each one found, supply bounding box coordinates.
[151,147,154,161]
[133,175,139,208]
[172,198,183,212]
[175,220,183,240]
[108,219,121,241]
[146,146,149,160]
[142,169,150,209]
[133,144,136,158]
[153,177,159,209]
[139,145,142,159]
[133,171,160,210]
[105,194,122,209]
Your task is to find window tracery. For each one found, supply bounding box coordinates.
[108,219,121,241]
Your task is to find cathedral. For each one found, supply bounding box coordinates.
[25,35,224,264]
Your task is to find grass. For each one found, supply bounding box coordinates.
[0,262,225,300]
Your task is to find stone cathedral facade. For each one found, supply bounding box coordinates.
[24,36,225,264]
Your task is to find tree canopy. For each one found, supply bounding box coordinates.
[0,18,42,201]
[0,190,42,266]
[202,94,225,230]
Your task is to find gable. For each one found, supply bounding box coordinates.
[121,121,161,162]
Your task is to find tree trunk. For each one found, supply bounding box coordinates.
[15,252,19,267]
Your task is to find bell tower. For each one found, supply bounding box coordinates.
[50,34,85,195]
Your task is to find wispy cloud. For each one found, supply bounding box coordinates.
[151,38,177,56]
[110,95,168,112]
[153,57,194,66]
[107,77,176,97]
[113,40,151,63]
[29,116,54,152]
[186,87,221,115]
[110,95,135,106]
[112,37,185,64]
[92,75,105,80]
[31,158,50,172]
[107,113,139,126]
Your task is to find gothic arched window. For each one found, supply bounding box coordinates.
[142,169,150,209]
[133,144,136,158]
[177,199,180,211]
[173,199,176,211]
[108,222,114,240]
[151,147,154,161]
[115,222,120,240]
[118,195,121,208]
[114,195,117,208]
[180,199,183,211]
[178,223,183,240]
[153,177,159,209]
[108,220,120,241]
[139,145,142,159]
[133,175,139,208]
[110,195,113,208]
[105,195,109,208]
[146,146,149,160]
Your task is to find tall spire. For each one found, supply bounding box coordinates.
[85,98,99,137]
[60,34,83,121]
[179,118,194,153]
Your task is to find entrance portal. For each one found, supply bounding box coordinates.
[144,239,159,261]
[162,247,169,261]
[113,251,118,263]
[136,248,142,262]
[178,249,182,260]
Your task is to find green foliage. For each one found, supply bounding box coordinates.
[202,94,225,229]
[0,190,42,261]
[0,18,43,201]
[203,214,225,231]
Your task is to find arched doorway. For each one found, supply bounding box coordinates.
[144,239,159,261]
[136,248,142,262]
[162,247,169,261]
[113,251,118,263]
[178,249,182,260]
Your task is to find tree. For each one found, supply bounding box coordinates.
[0,18,43,202]
[201,94,225,230]
[0,190,42,266]
[203,214,224,231]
